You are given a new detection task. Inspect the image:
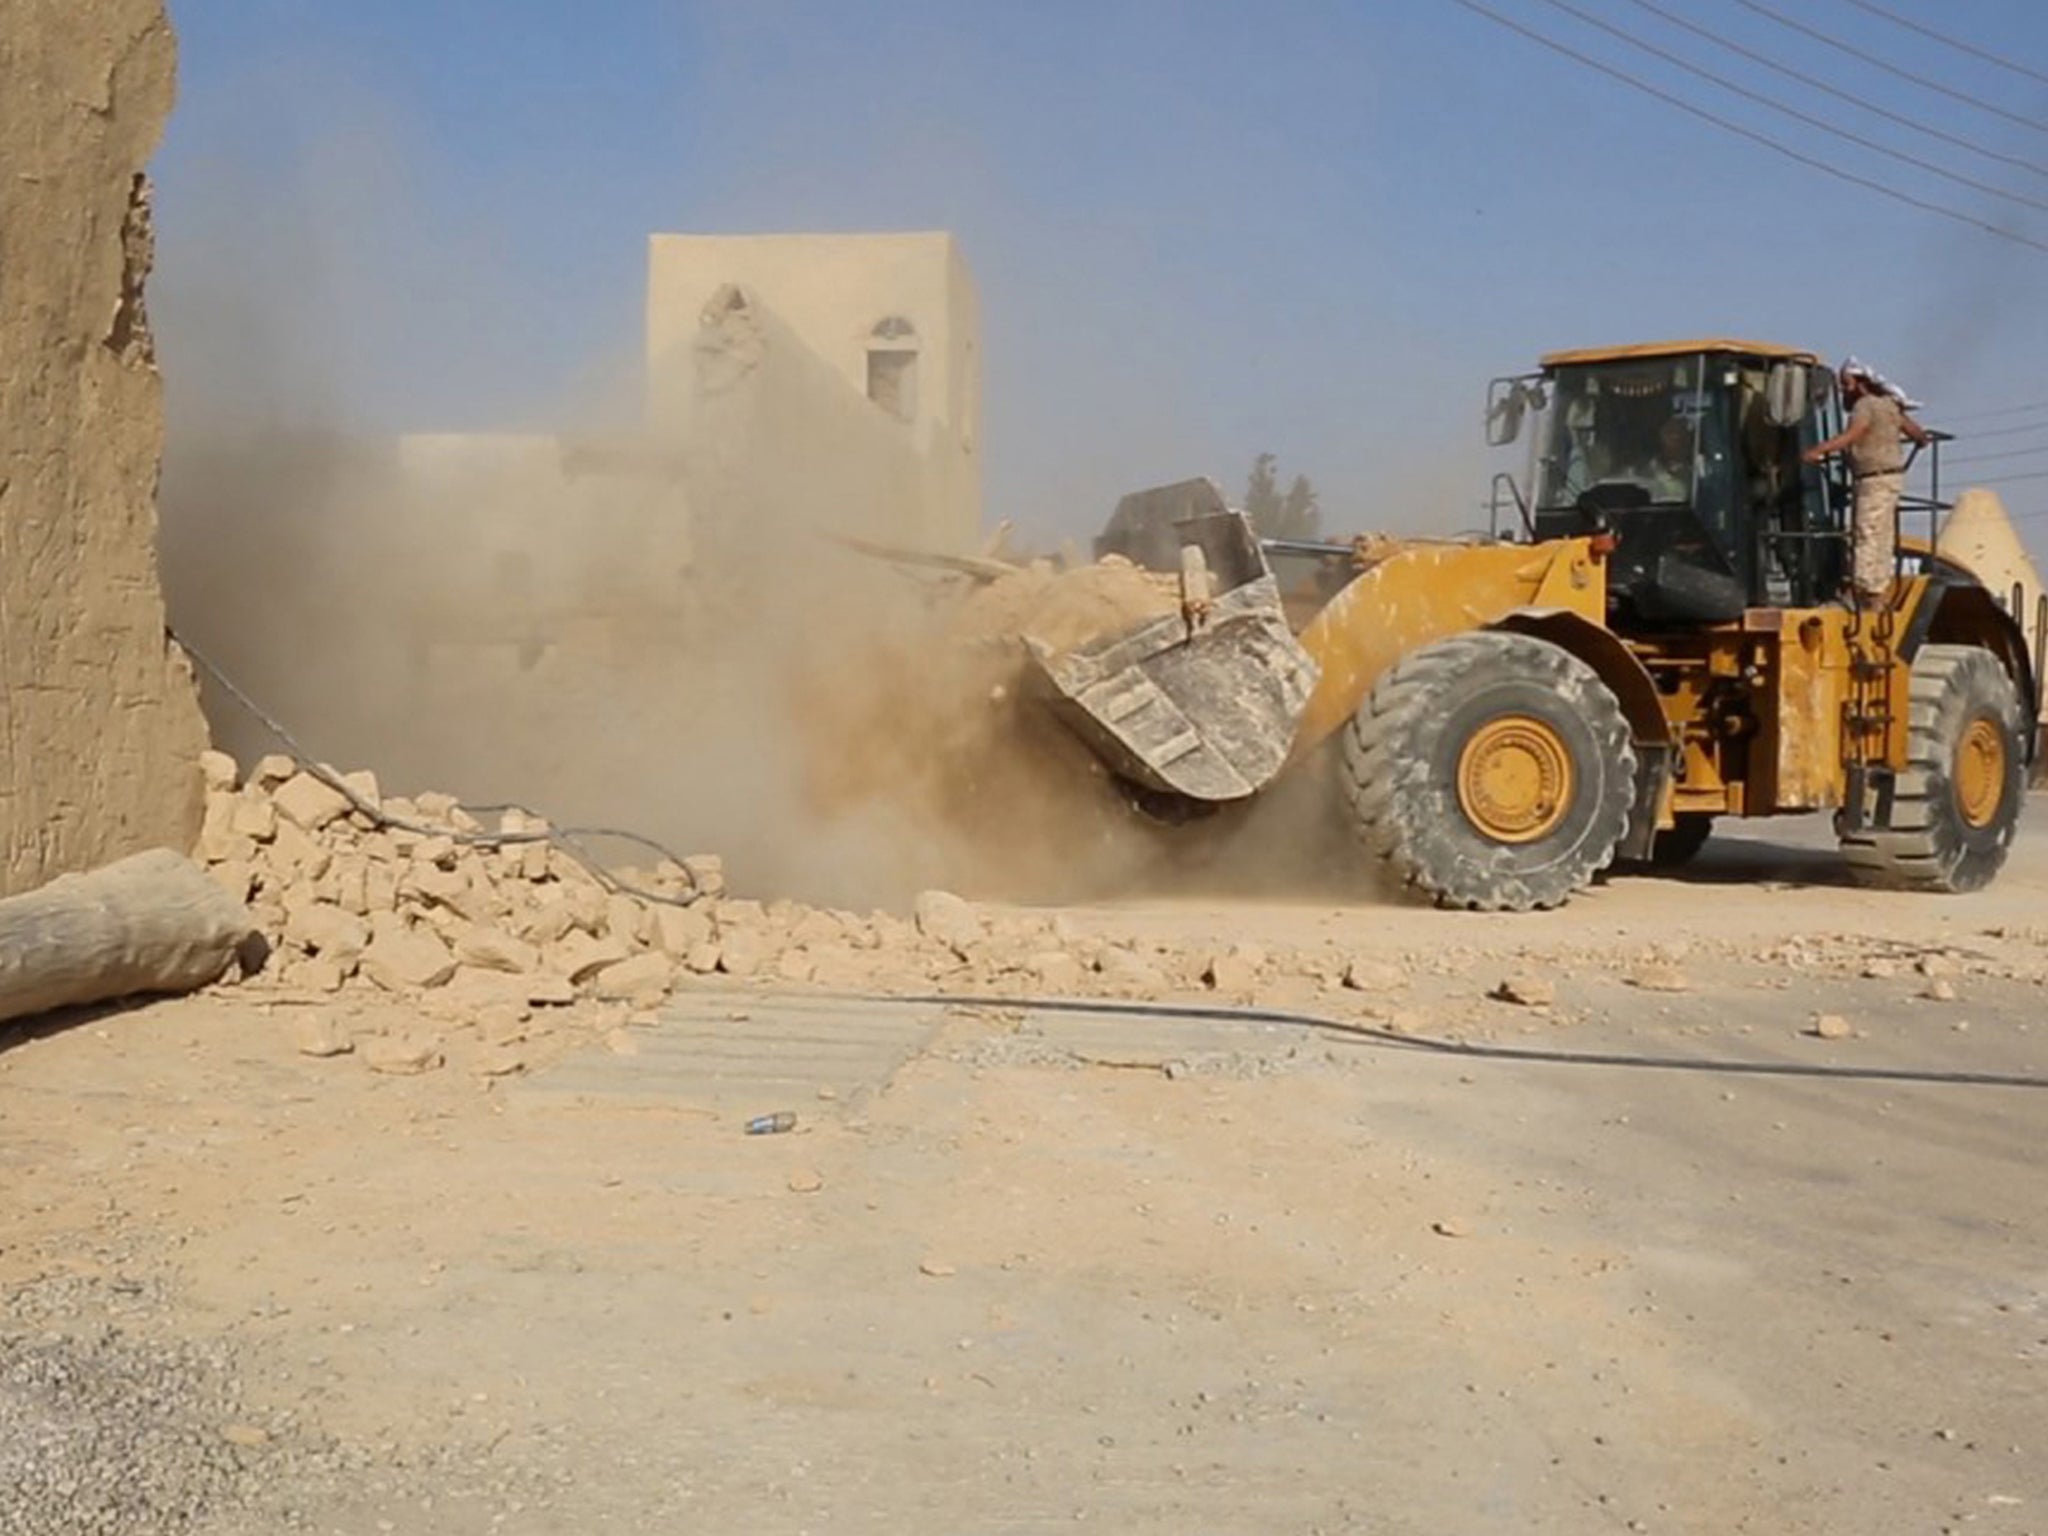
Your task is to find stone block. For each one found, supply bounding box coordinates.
[251,753,297,788]
[682,853,726,898]
[549,930,631,984]
[272,771,351,832]
[654,902,713,957]
[914,889,982,952]
[199,750,239,793]
[360,924,457,992]
[590,951,675,1004]
[455,923,540,975]
[606,892,652,948]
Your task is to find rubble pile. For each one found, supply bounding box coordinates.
[195,750,723,1014]
[189,750,2046,1081]
[190,750,1435,1029]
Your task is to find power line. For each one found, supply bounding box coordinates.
[1533,0,2048,216]
[1941,398,2048,423]
[1843,0,2048,91]
[1962,467,2048,487]
[1622,0,2048,184]
[1943,442,2048,467]
[1732,0,2048,139]
[1948,418,2048,441]
[1445,0,2048,256]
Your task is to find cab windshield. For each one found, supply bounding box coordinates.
[1534,356,1721,514]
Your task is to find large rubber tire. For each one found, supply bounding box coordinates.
[1839,644,2026,892]
[1341,631,1638,911]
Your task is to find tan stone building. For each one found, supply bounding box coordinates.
[646,230,982,553]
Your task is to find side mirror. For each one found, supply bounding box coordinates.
[1765,362,1809,427]
[1487,377,1542,447]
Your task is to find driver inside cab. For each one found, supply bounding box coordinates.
[1639,416,1693,502]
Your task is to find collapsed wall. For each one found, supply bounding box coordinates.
[686,284,935,597]
[0,1,208,896]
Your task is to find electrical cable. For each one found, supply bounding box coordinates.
[1943,442,2048,467]
[1621,0,2048,182]
[1731,0,2048,138]
[173,631,706,910]
[883,992,2048,1090]
[1959,467,2048,487]
[1942,417,2048,440]
[1939,398,2048,424]
[1533,0,2048,215]
[1444,0,2048,256]
[1842,0,2048,91]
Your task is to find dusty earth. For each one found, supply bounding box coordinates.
[4,809,2046,1536]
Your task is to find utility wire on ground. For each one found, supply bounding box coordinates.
[1445,0,2048,256]
[1533,0,2048,215]
[1621,0,2048,182]
[174,632,706,910]
[1733,0,2048,138]
[1843,0,2048,91]
[888,992,2048,1090]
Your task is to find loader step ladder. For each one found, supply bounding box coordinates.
[1832,432,1952,828]
[1842,598,1898,822]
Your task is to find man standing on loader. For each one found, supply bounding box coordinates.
[1804,357,1931,606]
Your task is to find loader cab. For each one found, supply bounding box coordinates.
[1490,342,1845,623]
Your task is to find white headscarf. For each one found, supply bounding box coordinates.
[1840,355,1923,411]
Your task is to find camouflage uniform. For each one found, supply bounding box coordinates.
[1847,393,1906,604]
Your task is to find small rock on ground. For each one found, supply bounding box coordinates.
[1490,976,1555,1008]
[362,1035,444,1075]
[292,1016,353,1058]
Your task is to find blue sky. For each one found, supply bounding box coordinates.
[154,0,2048,553]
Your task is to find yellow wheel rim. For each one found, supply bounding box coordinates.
[1456,715,1575,844]
[1954,717,2007,830]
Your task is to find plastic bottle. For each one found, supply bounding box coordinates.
[745,1111,797,1136]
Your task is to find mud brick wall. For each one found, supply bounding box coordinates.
[0,1,207,895]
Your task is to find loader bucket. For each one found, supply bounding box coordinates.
[1025,481,1320,802]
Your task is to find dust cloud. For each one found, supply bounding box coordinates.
[157,420,1176,910]
[149,74,1398,914]
[151,202,1202,910]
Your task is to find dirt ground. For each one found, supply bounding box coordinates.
[4,809,2046,1536]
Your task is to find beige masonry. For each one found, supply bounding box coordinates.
[646,231,982,553]
[0,1,209,896]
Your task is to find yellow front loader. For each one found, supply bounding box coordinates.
[1028,341,2040,910]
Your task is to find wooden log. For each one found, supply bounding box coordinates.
[0,848,253,1025]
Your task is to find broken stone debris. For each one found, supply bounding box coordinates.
[1342,958,1405,993]
[291,1015,353,1058]
[1626,964,1690,994]
[1203,945,1268,996]
[914,889,982,953]
[199,755,1466,1049]
[361,1034,444,1075]
[195,755,716,1019]
[1490,975,1556,1008]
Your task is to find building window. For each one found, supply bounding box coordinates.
[867,316,919,422]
